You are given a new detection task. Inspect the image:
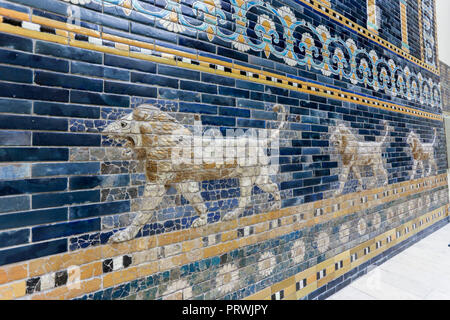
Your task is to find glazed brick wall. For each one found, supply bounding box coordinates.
[441,61,450,112]
[0,0,447,300]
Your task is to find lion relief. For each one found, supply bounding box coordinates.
[103,104,288,243]
[407,128,438,178]
[330,121,391,195]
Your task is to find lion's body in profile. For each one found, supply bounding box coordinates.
[407,129,438,178]
[103,104,287,243]
[330,121,391,195]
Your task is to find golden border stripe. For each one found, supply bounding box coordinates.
[245,204,449,300]
[0,174,446,300]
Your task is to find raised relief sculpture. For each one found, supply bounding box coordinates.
[103,104,288,243]
[407,128,438,178]
[330,121,391,195]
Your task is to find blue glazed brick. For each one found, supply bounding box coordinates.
[105,81,157,98]
[0,65,32,83]
[179,102,217,115]
[32,190,100,209]
[71,61,130,81]
[32,162,100,177]
[180,81,217,94]
[0,238,67,266]
[35,41,102,64]
[70,90,130,107]
[158,65,200,81]
[0,83,69,102]
[131,72,179,89]
[0,178,67,196]
[0,148,68,162]
[0,98,31,114]
[131,22,177,43]
[218,87,250,99]
[219,107,250,118]
[104,54,157,73]
[0,195,30,213]
[202,94,236,106]
[0,208,67,230]
[0,164,30,180]
[32,218,101,242]
[34,102,100,119]
[35,71,103,92]
[0,48,69,73]
[201,73,235,87]
[0,131,30,146]
[33,132,101,147]
[69,201,130,220]
[237,119,266,128]
[0,229,29,249]
[69,174,130,190]
[0,33,32,52]
[201,115,235,127]
[0,115,67,131]
[158,88,201,102]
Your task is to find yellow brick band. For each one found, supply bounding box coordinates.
[0,173,446,299]
[245,203,449,300]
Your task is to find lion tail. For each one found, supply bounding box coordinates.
[432,127,437,146]
[380,120,391,145]
[273,104,288,131]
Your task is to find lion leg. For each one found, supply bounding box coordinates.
[411,160,418,179]
[109,183,166,243]
[418,160,424,178]
[374,161,388,186]
[176,181,208,228]
[223,178,253,221]
[255,173,281,202]
[335,166,350,195]
[352,166,364,191]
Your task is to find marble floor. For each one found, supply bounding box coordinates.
[327,223,450,300]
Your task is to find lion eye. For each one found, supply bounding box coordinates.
[121,122,127,128]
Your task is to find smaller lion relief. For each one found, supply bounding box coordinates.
[407,128,438,178]
[330,121,391,195]
[103,104,288,243]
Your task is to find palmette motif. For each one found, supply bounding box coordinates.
[83,0,441,111]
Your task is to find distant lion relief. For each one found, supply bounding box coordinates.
[330,121,391,195]
[407,128,438,178]
[103,104,288,243]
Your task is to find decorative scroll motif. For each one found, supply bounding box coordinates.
[330,121,391,195]
[407,128,438,178]
[83,0,441,110]
[103,104,288,243]
[422,0,436,67]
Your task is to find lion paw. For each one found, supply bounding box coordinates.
[109,230,133,243]
[222,211,238,221]
[192,216,207,228]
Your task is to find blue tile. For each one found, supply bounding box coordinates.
[0,148,68,162]
[69,174,130,190]
[35,41,102,64]
[33,132,101,147]
[0,229,29,248]
[34,102,100,119]
[69,201,130,220]
[0,238,67,266]
[32,190,100,209]
[0,178,67,196]
[0,208,68,230]
[32,162,100,177]
[0,131,30,146]
[32,218,101,242]
[0,195,30,213]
